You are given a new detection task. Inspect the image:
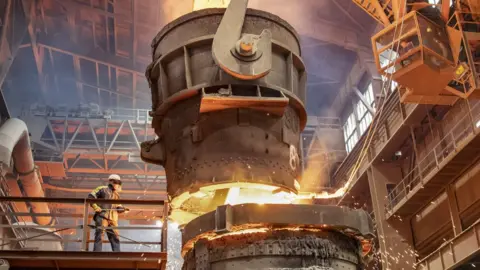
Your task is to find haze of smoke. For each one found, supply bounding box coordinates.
[167,222,183,270]
[301,135,331,192]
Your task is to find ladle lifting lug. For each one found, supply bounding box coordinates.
[212,0,272,80]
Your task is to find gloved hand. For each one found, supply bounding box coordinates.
[94,206,102,213]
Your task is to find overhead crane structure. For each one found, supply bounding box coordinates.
[330,1,480,268]
[352,0,480,105]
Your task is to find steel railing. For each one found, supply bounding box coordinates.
[27,106,153,124]
[386,99,480,212]
[0,196,168,253]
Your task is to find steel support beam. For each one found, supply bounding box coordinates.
[45,116,60,151]
[64,121,83,152]
[367,164,415,269]
[331,0,366,32]
[371,0,391,26]
[127,120,141,150]
[25,109,161,179]
[391,0,407,21]
[0,0,28,90]
[37,43,144,76]
[107,120,125,153]
[0,0,13,87]
[353,87,376,115]
[446,184,463,236]
[330,56,368,117]
[441,0,451,22]
[329,48,380,118]
[0,88,10,120]
[21,0,47,98]
[87,119,101,151]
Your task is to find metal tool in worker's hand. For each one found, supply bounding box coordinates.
[95,207,131,211]
[91,214,152,248]
[0,222,152,249]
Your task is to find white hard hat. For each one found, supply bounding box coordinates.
[108,174,121,181]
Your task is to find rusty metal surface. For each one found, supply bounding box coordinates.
[181,204,374,270]
[182,204,374,250]
[183,231,361,270]
[151,8,301,59]
[147,7,306,110]
[143,3,307,208]
[162,98,302,199]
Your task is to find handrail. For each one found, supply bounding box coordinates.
[416,217,480,267]
[0,196,169,252]
[385,99,480,212]
[27,107,153,123]
[0,175,28,248]
[0,196,165,205]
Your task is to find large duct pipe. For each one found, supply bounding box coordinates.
[5,176,32,223]
[0,118,51,225]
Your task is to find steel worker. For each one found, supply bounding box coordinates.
[88,174,129,252]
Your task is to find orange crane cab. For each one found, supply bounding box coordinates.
[355,0,479,105]
[444,7,480,99]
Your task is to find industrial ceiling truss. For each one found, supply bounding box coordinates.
[23,107,164,177]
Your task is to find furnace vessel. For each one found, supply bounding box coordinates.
[142,0,306,223]
[141,0,374,269]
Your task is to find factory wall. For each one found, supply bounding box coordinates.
[410,156,480,258]
[455,165,480,228]
[411,191,453,256]
[368,162,416,269]
[361,95,480,260]
[414,100,474,172]
[408,99,470,257]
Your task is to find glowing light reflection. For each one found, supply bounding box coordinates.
[193,0,231,10]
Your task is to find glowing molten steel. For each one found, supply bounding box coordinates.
[225,187,296,205]
[169,181,349,225]
[224,186,348,205]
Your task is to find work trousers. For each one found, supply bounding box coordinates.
[93,213,120,252]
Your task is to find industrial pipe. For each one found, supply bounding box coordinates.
[0,118,51,225]
[5,177,32,223]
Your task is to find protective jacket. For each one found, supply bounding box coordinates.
[87,185,125,223]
